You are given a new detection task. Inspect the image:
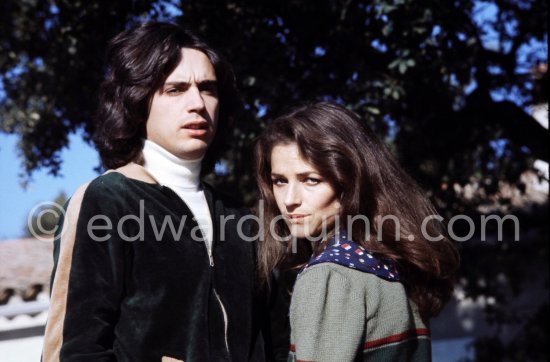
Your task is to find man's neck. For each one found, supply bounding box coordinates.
[142,140,203,191]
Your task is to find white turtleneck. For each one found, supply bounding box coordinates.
[142,140,213,250]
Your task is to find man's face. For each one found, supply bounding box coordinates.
[146,48,219,160]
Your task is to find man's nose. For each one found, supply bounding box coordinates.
[185,86,206,112]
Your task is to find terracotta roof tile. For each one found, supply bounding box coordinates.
[0,238,53,304]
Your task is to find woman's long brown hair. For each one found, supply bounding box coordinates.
[254,102,460,320]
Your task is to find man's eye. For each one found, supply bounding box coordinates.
[200,85,218,96]
[165,88,181,95]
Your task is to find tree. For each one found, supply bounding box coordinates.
[1,0,547,200]
[1,0,548,358]
[25,190,67,238]
[0,0,174,180]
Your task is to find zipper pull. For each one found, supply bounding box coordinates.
[208,248,214,267]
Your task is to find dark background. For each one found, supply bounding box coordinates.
[1,0,547,360]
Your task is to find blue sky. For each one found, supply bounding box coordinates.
[0,131,98,240]
[0,1,184,241]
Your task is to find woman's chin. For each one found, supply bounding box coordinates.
[288,227,326,241]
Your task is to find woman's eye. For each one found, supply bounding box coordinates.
[271,178,286,186]
[166,88,181,95]
[305,177,321,185]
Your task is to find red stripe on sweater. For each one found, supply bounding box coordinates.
[289,344,315,362]
[363,328,430,349]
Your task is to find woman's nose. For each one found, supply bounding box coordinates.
[284,183,301,208]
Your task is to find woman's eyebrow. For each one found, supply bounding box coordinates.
[271,171,318,177]
[164,79,217,86]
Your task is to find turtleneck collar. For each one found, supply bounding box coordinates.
[142,140,203,191]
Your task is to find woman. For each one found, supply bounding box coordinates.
[255,102,459,361]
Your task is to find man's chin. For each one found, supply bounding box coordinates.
[174,149,207,161]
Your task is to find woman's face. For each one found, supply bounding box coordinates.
[270,143,341,239]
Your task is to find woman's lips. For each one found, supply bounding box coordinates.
[286,214,309,223]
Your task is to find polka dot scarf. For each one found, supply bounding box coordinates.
[304,230,400,281]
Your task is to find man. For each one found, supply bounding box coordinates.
[43,22,265,361]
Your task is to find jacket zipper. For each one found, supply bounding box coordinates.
[213,288,230,358]
[207,242,214,266]
[166,186,229,358]
[200,220,229,358]
[209,250,231,359]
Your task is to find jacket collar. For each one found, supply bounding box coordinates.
[110,162,158,184]
[110,162,221,242]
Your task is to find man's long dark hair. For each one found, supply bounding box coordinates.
[255,102,460,320]
[94,22,241,173]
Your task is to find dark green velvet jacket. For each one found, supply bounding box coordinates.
[43,165,265,362]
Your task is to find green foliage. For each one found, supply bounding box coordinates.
[0,0,168,177]
[1,0,547,206]
[24,190,67,237]
[1,0,548,357]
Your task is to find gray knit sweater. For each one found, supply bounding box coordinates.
[288,262,431,362]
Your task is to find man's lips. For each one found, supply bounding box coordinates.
[182,120,209,136]
[182,119,208,130]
